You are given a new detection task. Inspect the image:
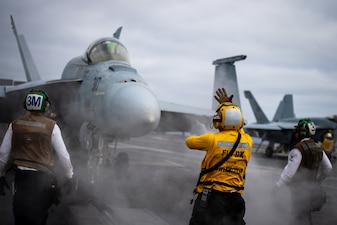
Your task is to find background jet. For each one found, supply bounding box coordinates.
[244,90,337,157]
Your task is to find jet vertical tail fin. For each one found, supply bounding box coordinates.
[212,55,246,110]
[244,90,269,123]
[11,15,41,82]
[272,94,295,121]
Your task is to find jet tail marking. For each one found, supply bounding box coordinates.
[11,15,41,82]
[211,55,246,110]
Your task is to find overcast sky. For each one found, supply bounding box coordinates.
[1,0,336,124]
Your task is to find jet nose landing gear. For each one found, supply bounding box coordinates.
[79,122,130,184]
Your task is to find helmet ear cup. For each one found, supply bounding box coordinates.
[299,129,307,137]
[42,91,50,112]
[44,101,51,112]
[212,110,222,129]
[23,98,27,110]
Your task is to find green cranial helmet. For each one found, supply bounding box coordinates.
[24,89,51,113]
[296,118,316,138]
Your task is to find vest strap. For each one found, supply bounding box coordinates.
[194,132,242,192]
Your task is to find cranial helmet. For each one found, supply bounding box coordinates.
[325,130,333,139]
[326,132,332,138]
[296,118,316,138]
[24,89,51,112]
[213,103,244,131]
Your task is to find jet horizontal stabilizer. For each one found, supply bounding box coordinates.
[212,55,247,65]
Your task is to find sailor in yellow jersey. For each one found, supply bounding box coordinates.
[187,88,252,225]
[321,130,335,160]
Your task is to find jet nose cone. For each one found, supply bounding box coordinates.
[105,84,161,136]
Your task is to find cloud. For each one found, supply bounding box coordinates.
[0,0,336,124]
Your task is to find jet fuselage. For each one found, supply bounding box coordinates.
[59,37,161,137]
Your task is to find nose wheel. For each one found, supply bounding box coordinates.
[115,152,129,179]
[79,122,105,183]
[79,122,130,183]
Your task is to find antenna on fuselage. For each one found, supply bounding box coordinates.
[113,27,123,39]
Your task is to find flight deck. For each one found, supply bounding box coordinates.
[0,130,337,225]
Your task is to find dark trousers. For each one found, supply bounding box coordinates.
[13,170,54,225]
[288,183,326,225]
[189,190,246,225]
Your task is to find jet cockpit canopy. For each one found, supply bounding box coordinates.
[84,38,130,64]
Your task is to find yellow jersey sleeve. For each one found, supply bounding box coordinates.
[185,133,215,151]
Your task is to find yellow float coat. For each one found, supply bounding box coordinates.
[186,129,252,194]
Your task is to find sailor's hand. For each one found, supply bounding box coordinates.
[0,177,10,196]
[214,88,233,104]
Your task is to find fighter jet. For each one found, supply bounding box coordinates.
[0,16,246,181]
[244,90,337,157]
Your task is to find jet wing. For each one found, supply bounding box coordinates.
[243,121,297,147]
[159,101,213,117]
[0,78,82,123]
[244,121,296,131]
[156,101,214,133]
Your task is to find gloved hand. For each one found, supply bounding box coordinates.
[0,176,10,196]
[62,178,73,195]
[214,88,233,104]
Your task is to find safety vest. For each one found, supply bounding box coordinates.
[292,139,323,183]
[11,112,56,173]
[186,129,252,194]
[322,135,334,153]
